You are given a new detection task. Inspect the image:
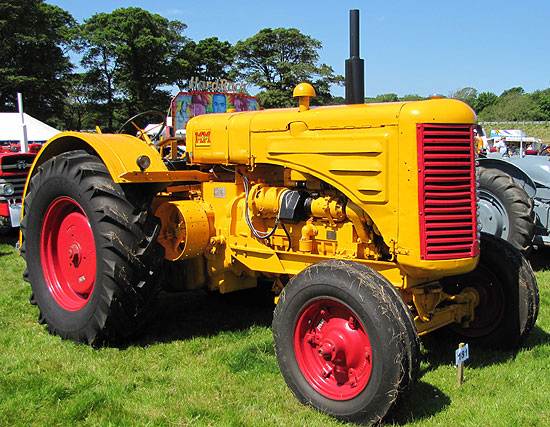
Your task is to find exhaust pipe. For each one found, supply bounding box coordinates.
[345,9,365,104]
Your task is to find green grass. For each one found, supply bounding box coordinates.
[1,230,549,426]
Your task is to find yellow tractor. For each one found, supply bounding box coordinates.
[20,83,538,424]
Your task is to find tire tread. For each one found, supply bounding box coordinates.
[21,150,164,347]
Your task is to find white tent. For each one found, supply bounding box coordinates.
[0,112,60,143]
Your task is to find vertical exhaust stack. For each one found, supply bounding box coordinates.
[345,9,365,104]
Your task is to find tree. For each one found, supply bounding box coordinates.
[400,94,427,101]
[449,88,501,115]
[530,89,550,121]
[365,93,399,103]
[450,87,478,110]
[365,93,426,103]
[478,87,538,122]
[60,72,103,131]
[232,28,343,108]
[501,87,525,98]
[0,0,75,123]
[193,37,234,80]
[173,37,235,91]
[475,91,498,114]
[375,93,399,103]
[325,96,345,105]
[77,7,189,130]
[77,14,119,130]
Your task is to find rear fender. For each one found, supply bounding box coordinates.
[478,157,537,199]
[19,132,170,248]
[25,131,169,187]
[507,156,550,192]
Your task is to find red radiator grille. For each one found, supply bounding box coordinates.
[417,124,479,260]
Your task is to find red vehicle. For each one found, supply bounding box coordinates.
[0,143,41,232]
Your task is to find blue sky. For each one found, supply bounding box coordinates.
[46,0,550,98]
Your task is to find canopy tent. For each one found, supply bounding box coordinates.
[0,112,60,143]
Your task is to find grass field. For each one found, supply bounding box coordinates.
[1,230,549,426]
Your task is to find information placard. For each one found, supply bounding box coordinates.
[455,343,469,366]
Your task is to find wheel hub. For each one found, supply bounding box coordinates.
[41,197,97,311]
[68,244,81,266]
[478,190,509,239]
[294,298,373,400]
[317,340,335,361]
[449,266,505,337]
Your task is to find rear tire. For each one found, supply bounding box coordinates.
[21,150,164,346]
[478,165,535,253]
[272,259,419,424]
[440,233,539,348]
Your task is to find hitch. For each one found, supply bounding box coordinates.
[411,283,479,335]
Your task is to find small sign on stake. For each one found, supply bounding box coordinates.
[455,342,469,386]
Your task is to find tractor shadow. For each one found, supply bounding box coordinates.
[134,245,550,349]
[126,245,550,424]
[528,245,550,271]
[0,228,19,256]
[420,325,550,374]
[420,238,550,374]
[134,289,457,425]
[132,286,275,347]
[382,241,550,426]
[385,381,450,425]
[387,326,550,425]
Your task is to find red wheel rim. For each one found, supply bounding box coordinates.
[294,298,373,400]
[41,197,96,311]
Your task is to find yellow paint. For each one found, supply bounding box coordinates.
[24,84,480,334]
[186,95,477,282]
[155,200,214,261]
[25,132,169,184]
[293,82,315,112]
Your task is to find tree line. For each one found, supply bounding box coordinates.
[1,0,549,132]
[366,88,550,122]
[0,0,342,131]
[449,87,550,122]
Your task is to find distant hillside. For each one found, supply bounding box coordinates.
[479,122,550,144]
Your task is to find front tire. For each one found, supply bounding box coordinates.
[272,259,419,424]
[20,150,164,346]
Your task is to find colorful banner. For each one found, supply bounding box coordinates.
[172,92,261,132]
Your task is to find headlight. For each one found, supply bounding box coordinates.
[137,155,151,171]
[0,183,15,196]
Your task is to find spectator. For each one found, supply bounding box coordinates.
[496,137,508,155]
